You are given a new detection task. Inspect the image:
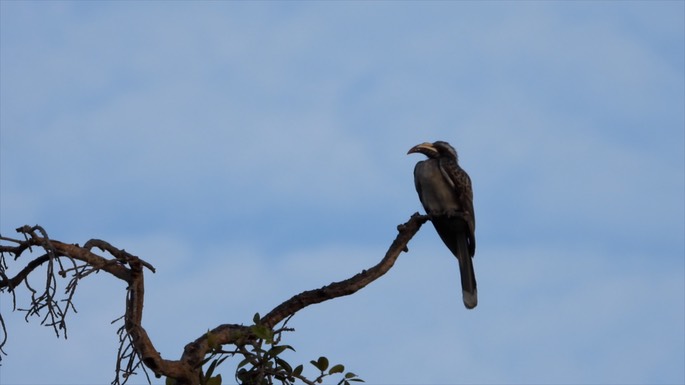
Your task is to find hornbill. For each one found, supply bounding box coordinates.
[408,141,477,309]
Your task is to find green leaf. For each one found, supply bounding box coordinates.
[250,324,273,341]
[329,364,345,375]
[199,354,214,366]
[267,345,288,357]
[237,356,251,369]
[205,360,217,378]
[216,356,228,367]
[205,355,228,379]
[312,356,329,372]
[293,364,304,377]
[206,374,222,385]
[206,331,218,350]
[344,371,364,382]
[275,357,292,373]
[253,313,261,324]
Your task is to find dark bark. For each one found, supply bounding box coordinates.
[0,214,429,385]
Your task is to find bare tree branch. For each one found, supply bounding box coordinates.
[0,213,429,385]
[262,212,428,328]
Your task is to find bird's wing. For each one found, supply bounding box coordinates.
[439,158,476,256]
[413,160,427,209]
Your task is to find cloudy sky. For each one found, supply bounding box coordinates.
[1,2,683,384]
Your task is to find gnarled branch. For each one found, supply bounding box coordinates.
[0,213,429,385]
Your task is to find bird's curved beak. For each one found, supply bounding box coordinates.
[407,142,436,155]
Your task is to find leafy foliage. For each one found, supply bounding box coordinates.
[4,214,429,384]
[186,314,364,385]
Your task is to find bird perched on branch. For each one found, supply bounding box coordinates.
[408,141,477,309]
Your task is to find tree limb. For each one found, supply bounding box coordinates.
[0,213,429,385]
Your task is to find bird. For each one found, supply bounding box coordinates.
[408,141,477,309]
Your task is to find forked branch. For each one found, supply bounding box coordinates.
[0,213,429,385]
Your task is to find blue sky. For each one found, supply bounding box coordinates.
[1,1,683,384]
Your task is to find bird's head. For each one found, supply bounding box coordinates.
[407,141,458,161]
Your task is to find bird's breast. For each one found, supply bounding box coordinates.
[414,160,460,215]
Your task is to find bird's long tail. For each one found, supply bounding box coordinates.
[456,232,477,309]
